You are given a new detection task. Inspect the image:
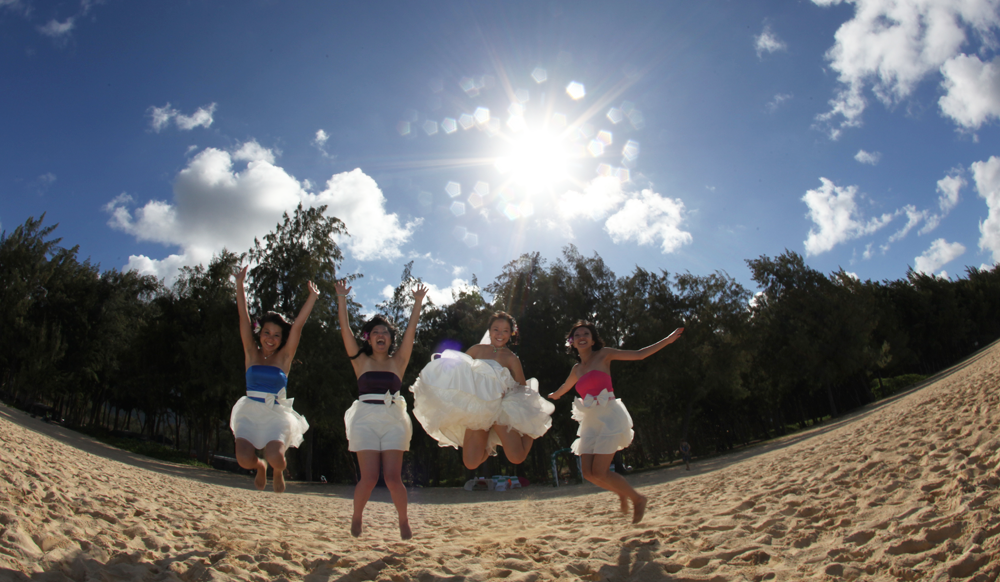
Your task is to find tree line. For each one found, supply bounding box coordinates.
[3,209,998,486]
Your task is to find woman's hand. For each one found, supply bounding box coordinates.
[307,281,319,297]
[236,265,248,285]
[412,283,428,302]
[335,279,351,297]
[547,391,562,401]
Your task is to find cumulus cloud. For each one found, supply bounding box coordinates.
[972,155,1000,264]
[38,18,74,38]
[813,0,1000,138]
[148,103,217,132]
[802,177,895,255]
[604,189,692,254]
[558,177,626,221]
[106,142,420,282]
[314,129,329,146]
[381,278,473,307]
[939,54,1000,129]
[755,25,787,58]
[914,238,965,275]
[854,149,881,165]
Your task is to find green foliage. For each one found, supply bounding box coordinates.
[5,215,1000,486]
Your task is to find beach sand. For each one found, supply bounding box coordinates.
[2,342,1000,581]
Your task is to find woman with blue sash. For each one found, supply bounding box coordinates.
[230,265,318,493]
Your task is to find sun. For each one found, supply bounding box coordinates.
[494,129,574,191]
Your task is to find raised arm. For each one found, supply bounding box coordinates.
[548,365,580,400]
[236,266,257,366]
[391,283,428,372]
[335,280,360,359]
[607,327,684,362]
[280,280,320,361]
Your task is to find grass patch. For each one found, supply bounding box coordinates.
[75,426,211,468]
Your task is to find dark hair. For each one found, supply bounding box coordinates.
[566,320,604,361]
[350,314,398,359]
[487,311,519,346]
[258,311,293,350]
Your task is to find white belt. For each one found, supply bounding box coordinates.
[246,388,294,409]
[359,391,405,406]
[578,389,615,408]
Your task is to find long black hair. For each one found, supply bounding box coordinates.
[349,314,398,359]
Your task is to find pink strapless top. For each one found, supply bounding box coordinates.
[576,370,613,399]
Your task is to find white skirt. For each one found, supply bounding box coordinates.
[230,396,310,449]
[570,391,634,455]
[344,396,413,452]
[411,350,553,452]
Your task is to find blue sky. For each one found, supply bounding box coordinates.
[3,0,1000,309]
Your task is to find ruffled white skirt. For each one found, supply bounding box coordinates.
[411,350,553,453]
[344,394,413,452]
[230,395,309,449]
[570,390,633,455]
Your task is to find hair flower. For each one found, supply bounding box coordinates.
[565,337,573,347]
[362,332,369,342]
[253,320,261,334]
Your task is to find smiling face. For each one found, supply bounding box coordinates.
[260,322,284,356]
[571,326,593,350]
[368,324,392,354]
[489,319,513,349]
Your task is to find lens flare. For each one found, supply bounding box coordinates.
[495,130,571,190]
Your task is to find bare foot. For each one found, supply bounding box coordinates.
[351,517,362,537]
[273,469,285,493]
[400,520,412,540]
[632,495,648,524]
[619,495,629,515]
[254,460,267,490]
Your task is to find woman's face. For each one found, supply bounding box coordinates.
[571,326,593,350]
[369,324,392,353]
[260,322,284,356]
[490,319,512,349]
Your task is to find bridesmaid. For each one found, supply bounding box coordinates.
[549,320,683,523]
[336,279,427,539]
[230,265,317,493]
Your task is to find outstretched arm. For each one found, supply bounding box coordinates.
[281,281,320,360]
[392,283,428,371]
[335,279,360,358]
[236,266,257,365]
[548,366,580,400]
[607,327,684,362]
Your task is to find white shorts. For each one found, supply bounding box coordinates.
[230,396,309,449]
[344,398,413,452]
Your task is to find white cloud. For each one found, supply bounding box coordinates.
[558,177,626,221]
[972,155,1000,264]
[766,93,793,113]
[755,25,787,58]
[802,177,895,255]
[148,102,216,132]
[604,189,692,254]
[38,18,73,38]
[813,0,1000,138]
[314,129,329,146]
[107,144,420,283]
[381,278,473,307]
[232,140,276,164]
[854,149,881,165]
[887,204,926,243]
[939,54,1000,129]
[914,238,965,275]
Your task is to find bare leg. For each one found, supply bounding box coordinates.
[462,429,491,470]
[581,453,647,524]
[235,438,267,490]
[381,450,411,539]
[264,441,287,493]
[493,425,533,464]
[352,450,382,537]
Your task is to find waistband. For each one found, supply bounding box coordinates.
[359,391,405,406]
[247,388,293,409]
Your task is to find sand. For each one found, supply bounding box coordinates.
[2,343,1000,581]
